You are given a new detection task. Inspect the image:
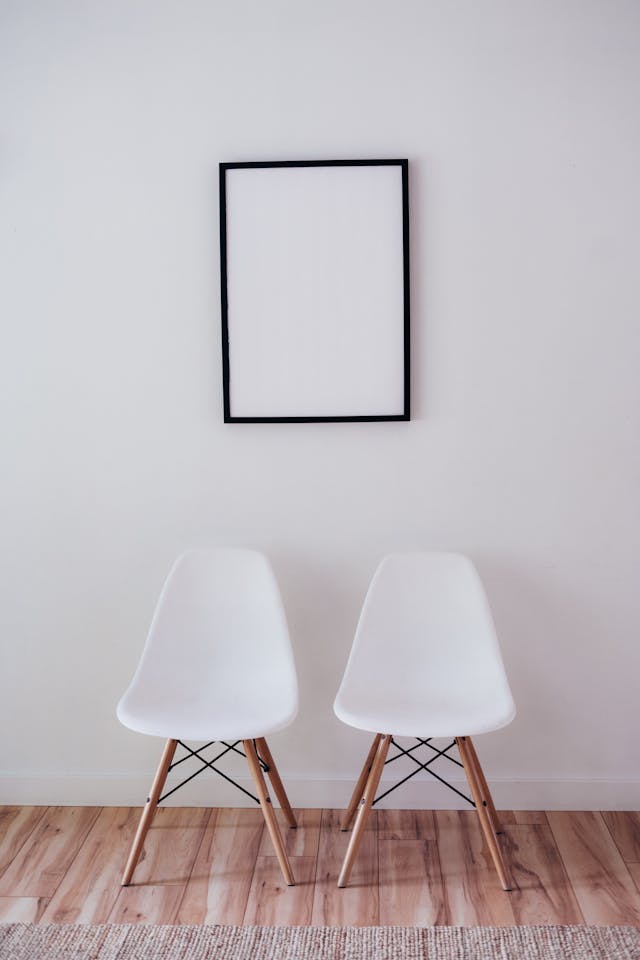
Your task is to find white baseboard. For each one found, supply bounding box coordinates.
[0,773,638,810]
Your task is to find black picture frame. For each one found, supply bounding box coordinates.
[219,158,410,423]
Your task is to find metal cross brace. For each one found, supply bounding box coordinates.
[158,739,267,805]
[373,737,475,807]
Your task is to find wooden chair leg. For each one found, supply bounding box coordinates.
[465,735,503,834]
[255,737,297,829]
[457,736,513,891]
[338,733,391,888]
[341,734,382,832]
[244,739,295,886]
[121,738,177,886]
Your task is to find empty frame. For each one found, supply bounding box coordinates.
[220,159,410,423]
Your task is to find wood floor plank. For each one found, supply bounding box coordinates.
[108,883,185,924]
[435,810,516,926]
[627,861,640,892]
[0,897,48,922]
[378,809,436,840]
[128,806,209,886]
[258,808,321,859]
[0,807,47,878]
[243,856,316,925]
[602,811,640,863]
[500,811,548,826]
[378,838,446,925]
[311,809,378,926]
[504,823,584,924]
[40,807,140,923]
[547,811,640,925]
[0,807,100,898]
[494,811,517,825]
[175,809,262,925]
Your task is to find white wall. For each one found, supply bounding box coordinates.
[1,0,639,809]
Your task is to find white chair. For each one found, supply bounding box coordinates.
[334,552,516,890]
[117,547,298,887]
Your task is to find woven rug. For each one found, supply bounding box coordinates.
[1,925,638,960]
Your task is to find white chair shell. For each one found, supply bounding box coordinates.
[118,548,298,742]
[334,552,515,738]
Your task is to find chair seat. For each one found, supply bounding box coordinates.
[334,690,515,739]
[117,686,297,742]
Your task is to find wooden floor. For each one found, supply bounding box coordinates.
[0,806,639,926]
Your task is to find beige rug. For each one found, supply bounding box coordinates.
[1,925,639,959]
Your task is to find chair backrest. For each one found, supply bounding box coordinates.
[335,552,515,733]
[124,547,298,711]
